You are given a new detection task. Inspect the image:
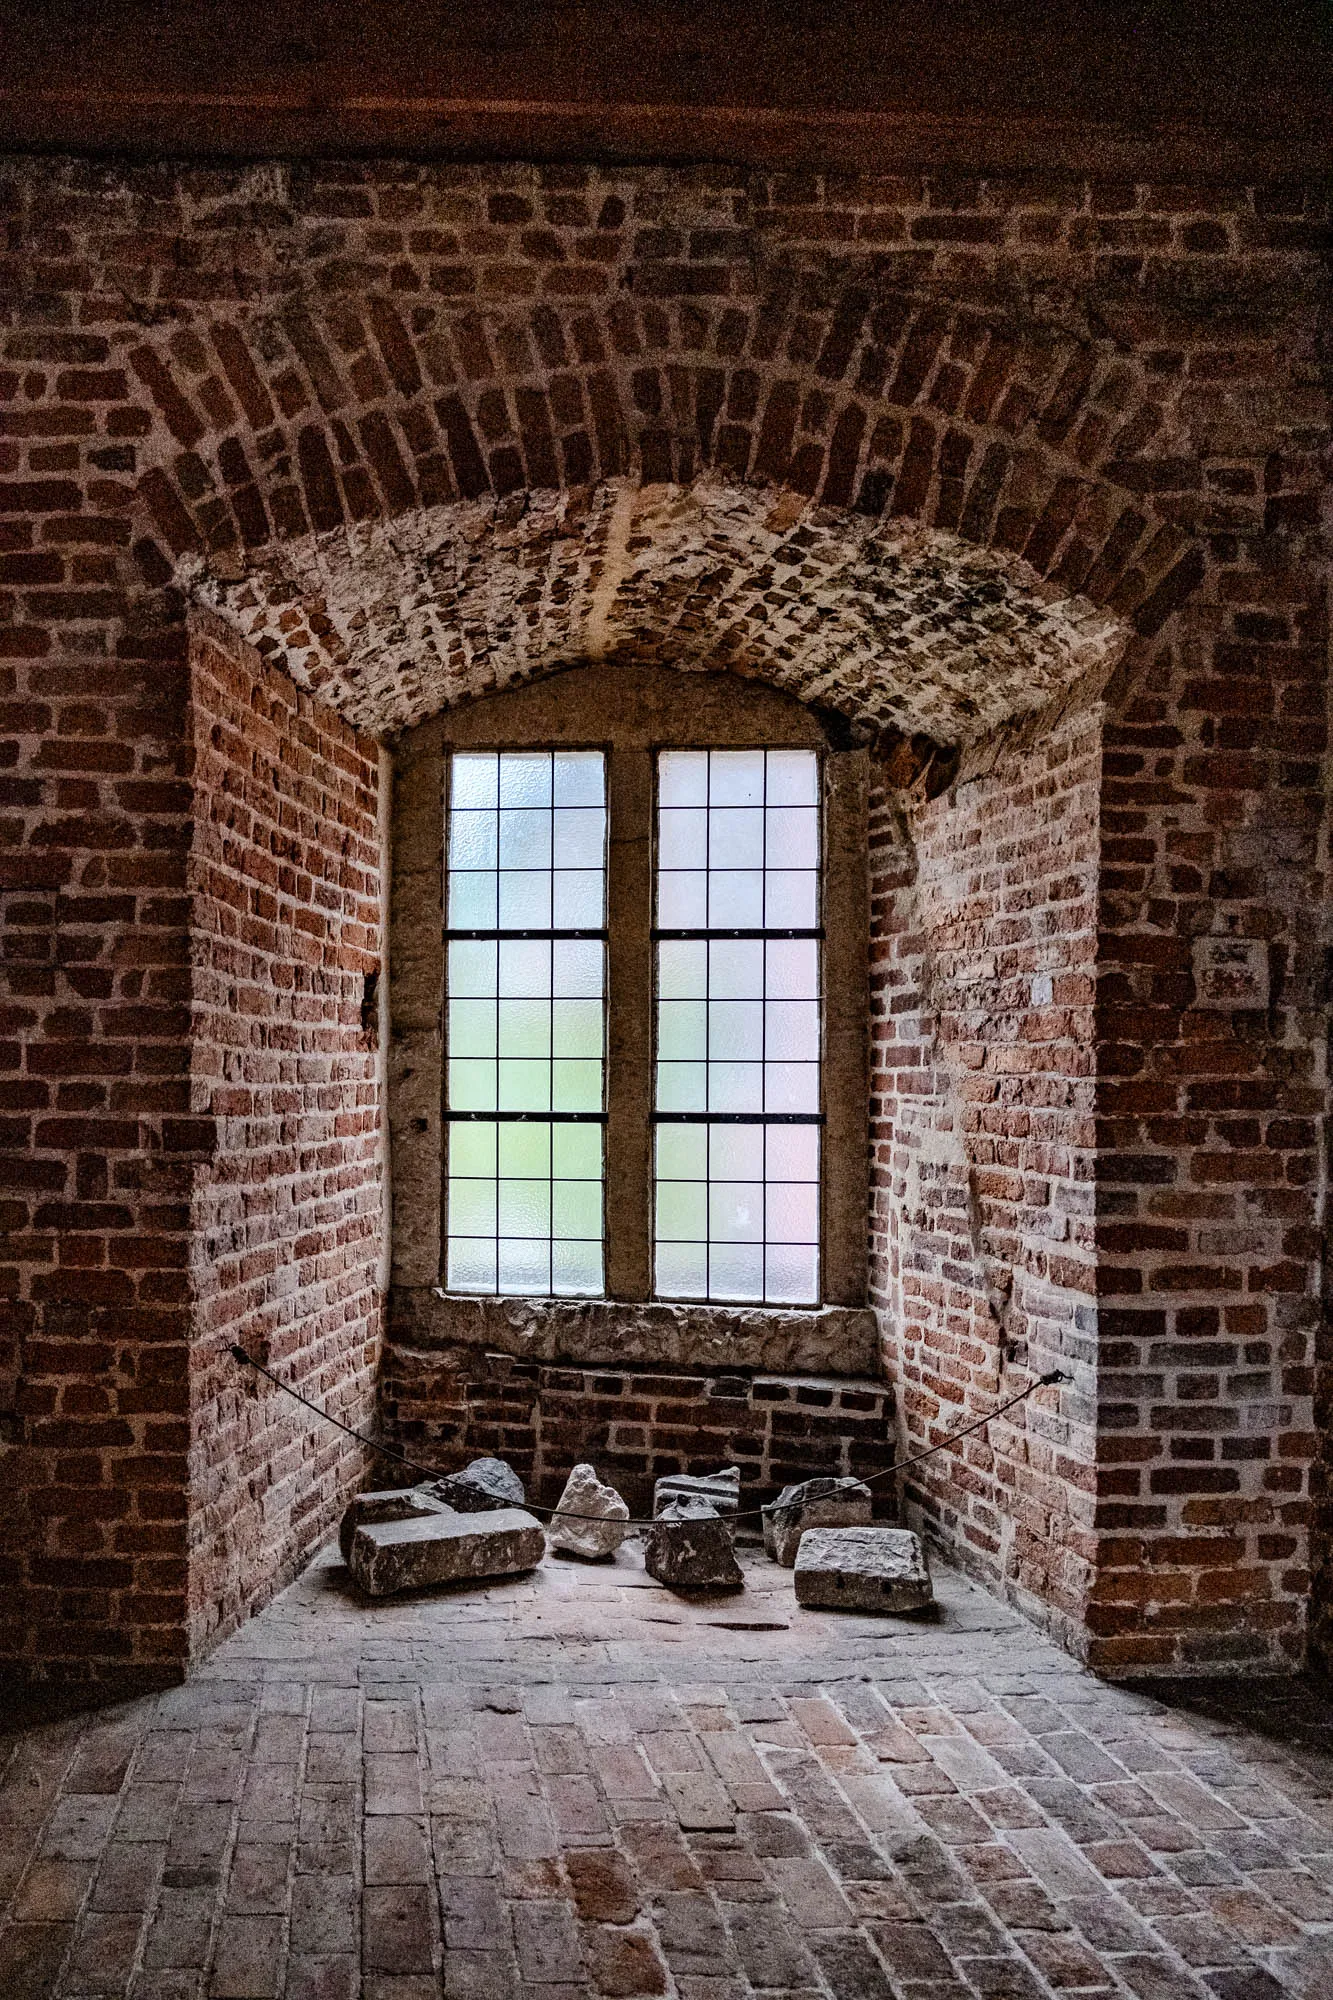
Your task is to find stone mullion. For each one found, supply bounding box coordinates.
[605,746,654,1303]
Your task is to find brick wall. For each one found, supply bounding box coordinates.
[380,1335,896,1522]
[186,618,384,1655]
[0,153,1326,1677]
[869,693,1103,1655]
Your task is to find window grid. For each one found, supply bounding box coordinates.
[653,748,822,1306]
[444,750,607,1298]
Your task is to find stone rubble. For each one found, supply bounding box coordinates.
[793,1525,934,1614]
[338,1485,448,1565]
[762,1475,875,1566]
[547,1462,631,1560]
[347,1503,547,1597]
[642,1497,745,1594]
[429,1455,527,1512]
[653,1465,741,1525]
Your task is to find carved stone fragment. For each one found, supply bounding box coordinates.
[762,1475,875,1566]
[429,1455,526,1512]
[653,1465,741,1525]
[643,1498,744,1594]
[547,1462,631,1560]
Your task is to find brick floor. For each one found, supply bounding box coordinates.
[3,1544,1333,1998]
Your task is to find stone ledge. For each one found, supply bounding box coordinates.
[390,1285,881,1377]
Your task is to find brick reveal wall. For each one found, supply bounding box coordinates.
[186,619,384,1655]
[870,695,1102,1655]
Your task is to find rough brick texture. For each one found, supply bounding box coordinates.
[186,617,384,1656]
[870,694,1101,1657]
[380,1343,896,1521]
[0,154,1327,1677]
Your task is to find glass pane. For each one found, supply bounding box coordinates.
[552,998,602,1059]
[655,1123,706,1180]
[709,1242,763,1301]
[498,870,551,927]
[552,1123,600,1178]
[449,871,498,928]
[657,1061,706,1113]
[553,808,605,868]
[651,748,821,1305]
[449,810,498,870]
[659,940,706,998]
[448,1060,496,1111]
[499,809,552,870]
[766,750,818,806]
[451,753,499,809]
[499,753,551,807]
[499,1180,550,1236]
[658,808,707,869]
[765,1245,817,1304]
[656,1177,707,1241]
[448,940,497,996]
[553,1180,601,1236]
[445,750,606,1300]
[711,808,763,868]
[553,939,603,997]
[655,1240,707,1298]
[448,1238,497,1292]
[552,870,603,928]
[658,750,708,807]
[553,751,604,807]
[658,1000,706,1061]
[449,1122,496,1177]
[763,871,817,929]
[553,1239,602,1295]
[448,1179,496,1235]
[658,870,707,928]
[710,1182,762,1242]
[449,999,496,1058]
[708,870,763,927]
[710,1062,763,1113]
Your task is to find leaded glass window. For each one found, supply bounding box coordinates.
[653,749,822,1304]
[444,750,606,1296]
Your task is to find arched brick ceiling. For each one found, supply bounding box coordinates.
[192,476,1127,740]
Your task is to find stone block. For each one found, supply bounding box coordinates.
[428,1456,526,1512]
[762,1476,875,1566]
[653,1465,741,1524]
[338,1486,449,1565]
[347,1506,546,1597]
[793,1527,933,1614]
[547,1462,631,1560]
[642,1498,744,1594]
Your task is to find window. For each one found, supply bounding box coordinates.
[400,664,868,1321]
[654,749,822,1304]
[444,750,607,1297]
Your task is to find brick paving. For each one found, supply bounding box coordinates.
[3,1543,1332,1999]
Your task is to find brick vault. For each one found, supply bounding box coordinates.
[0,155,1327,1690]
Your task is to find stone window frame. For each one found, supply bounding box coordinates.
[390,662,874,1375]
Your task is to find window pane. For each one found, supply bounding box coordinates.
[653,748,821,1305]
[445,750,606,1298]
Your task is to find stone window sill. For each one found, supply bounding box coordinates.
[389,1287,880,1378]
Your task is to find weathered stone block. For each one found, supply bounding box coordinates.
[642,1498,744,1594]
[347,1505,546,1597]
[762,1476,874,1566]
[793,1527,933,1614]
[429,1455,526,1512]
[547,1462,631,1560]
[338,1486,449,1565]
[653,1465,741,1524]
